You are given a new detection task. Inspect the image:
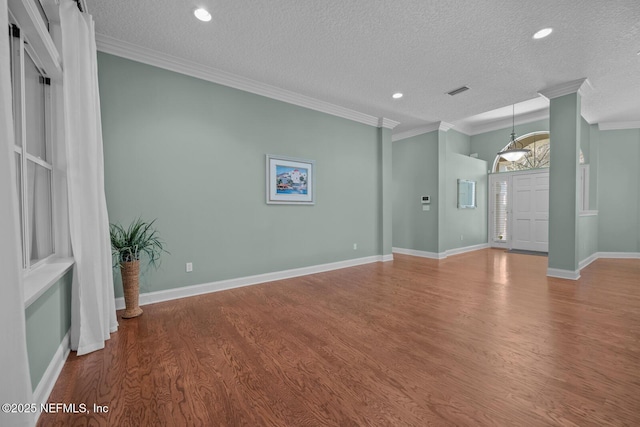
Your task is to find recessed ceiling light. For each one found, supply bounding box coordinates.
[533,28,553,39]
[194,8,212,22]
[392,93,403,99]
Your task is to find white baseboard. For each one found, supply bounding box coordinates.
[392,247,444,259]
[116,255,388,310]
[547,268,581,280]
[596,252,640,259]
[392,243,489,260]
[33,331,70,425]
[445,243,490,257]
[579,253,599,270]
[579,251,640,272]
[381,254,394,262]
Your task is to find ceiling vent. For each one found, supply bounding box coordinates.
[447,86,470,96]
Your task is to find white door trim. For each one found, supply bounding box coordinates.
[488,169,550,251]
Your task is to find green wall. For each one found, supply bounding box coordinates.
[547,93,581,271]
[392,131,439,252]
[597,129,640,252]
[445,154,488,250]
[25,271,72,391]
[392,130,487,254]
[379,127,393,256]
[447,129,471,155]
[98,53,383,297]
[579,215,599,262]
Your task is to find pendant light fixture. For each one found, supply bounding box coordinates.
[497,104,531,162]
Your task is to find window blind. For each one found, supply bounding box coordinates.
[493,180,508,242]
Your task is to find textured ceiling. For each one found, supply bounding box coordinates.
[85,0,640,134]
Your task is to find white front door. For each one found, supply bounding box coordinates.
[512,172,549,252]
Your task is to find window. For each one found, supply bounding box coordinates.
[579,164,590,212]
[492,179,508,242]
[9,0,72,306]
[492,131,585,173]
[10,22,54,269]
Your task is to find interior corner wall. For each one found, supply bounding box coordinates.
[577,117,598,263]
[447,129,471,155]
[392,132,439,252]
[597,128,640,253]
[579,215,598,262]
[445,154,488,250]
[97,53,383,298]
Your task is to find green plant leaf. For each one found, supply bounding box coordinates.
[109,217,169,269]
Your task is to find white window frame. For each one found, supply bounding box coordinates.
[8,0,73,307]
[11,26,55,270]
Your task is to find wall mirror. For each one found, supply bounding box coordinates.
[457,179,476,209]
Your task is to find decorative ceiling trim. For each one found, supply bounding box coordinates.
[538,78,592,100]
[391,123,440,142]
[95,34,398,129]
[598,121,640,131]
[378,118,400,129]
[456,109,550,136]
[438,122,455,132]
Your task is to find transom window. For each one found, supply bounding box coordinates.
[492,131,584,173]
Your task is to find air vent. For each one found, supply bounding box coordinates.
[447,86,470,96]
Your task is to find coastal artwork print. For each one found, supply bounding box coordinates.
[266,155,315,204]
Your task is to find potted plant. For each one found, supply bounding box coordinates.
[110,218,167,318]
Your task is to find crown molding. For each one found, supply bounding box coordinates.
[95,34,397,129]
[598,121,640,131]
[391,123,440,142]
[394,108,553,141]
[538,78,592,100]
[451,122,473,136]
[438,121,455,132]
[460,109,550,136]
[378,117,400,129]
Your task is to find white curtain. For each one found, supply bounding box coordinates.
[60,0,118,355]
[0,0,34,425]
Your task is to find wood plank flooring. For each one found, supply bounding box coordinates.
[39,250,640,426]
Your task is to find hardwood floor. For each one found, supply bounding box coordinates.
[39,250,640,426]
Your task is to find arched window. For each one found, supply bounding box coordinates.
[492,131,584,173]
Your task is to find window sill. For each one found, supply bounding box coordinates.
[24,257,74,308]
[579,210,598,217]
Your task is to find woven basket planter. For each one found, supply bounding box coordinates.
[121,260,143,318]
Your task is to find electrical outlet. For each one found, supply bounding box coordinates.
[353,243,357,250]
[460,235,464,241]
[186,262,193,272]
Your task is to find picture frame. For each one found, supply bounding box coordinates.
[266,155,315,205]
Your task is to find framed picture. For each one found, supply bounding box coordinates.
[266,155,315,205]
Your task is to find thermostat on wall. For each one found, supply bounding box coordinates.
[421,196,430,204]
